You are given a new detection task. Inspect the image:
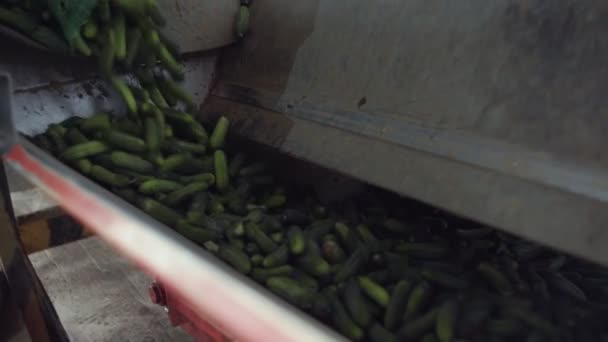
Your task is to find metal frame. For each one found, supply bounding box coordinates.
[0,75,68,342]
[3,137,345,342]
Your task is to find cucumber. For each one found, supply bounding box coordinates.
[159,153,191,174]
[246,223,277,254]
[124,27,142,70]
[137,197,182,226]
[144,117,161,157]
[251,265,294,282]
[251,255,264,267]
[369,324,397,342]
[436,300,458,342]
[287,225,306,255]
[62,141,109,161]
[384,279,413,330]
[334,246,369,283]
[111,76,137,115]
[235,5,250,38]
[112,10,127,59]
[163,139,207,155]
[404,281,433,321]
[179,173,215,185]
[308,219,336,241]
[104,130,146,153]
[358,276,389,308]
[335,222,361,253]
[66,128,89,145]
[398,308,439,340]
[477,262,513,295]
[176,220,221,244]
[218,244,251,274]
[355,224,378,244]
[329,295,364,341]
[267,276,317,309]
[110,151,154,173]
[263,244,289,268]
[138,179,183,194]
[164,181,209,206]
[73,159,93,174]
[210,116,229,150]
[214,150,229,191]
[343,279,372,327]
[297,255,331,279]
[263,194,286,209]
[421,269,469,290]
[90,165,130,187]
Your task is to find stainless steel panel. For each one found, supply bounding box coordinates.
[212,0,608,264]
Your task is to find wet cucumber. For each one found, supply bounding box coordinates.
[287,225,306,255]
[180,173,215,185]
[110,151,154,173]
[62,141,109,161]
[421,269,469,290]
[329,295,364,341]
[210,116,229,150]
[343,279,372,327]
[138,179,183,194]
[251,265,294,282]
[90,165,130,187]
[246,223,277,254]
[164,181,209,206]
[66,128,89,145]
[398,308,439,340]
[334,246,369,283]
[384,279,413,330]
[335,222,361,253]
[104,130,146,153]
[369,323,397,342]
[163,139,207,155]
[263,244,289,268]
[218,244,251,274]
[297,254,331,279]
[477,262,513,295]
[214,150,229,191]
[404,281,433,321]
[176,220,222,244]
[136,197,182,226]
[267,276,316,309]
[436,300,458,342]
[358,276,389,308]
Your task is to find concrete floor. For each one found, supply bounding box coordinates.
[29,237,193,342]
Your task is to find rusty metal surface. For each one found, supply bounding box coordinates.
[212,1,608,264]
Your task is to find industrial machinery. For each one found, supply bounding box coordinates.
[1,1,608,341]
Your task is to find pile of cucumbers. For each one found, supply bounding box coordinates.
[14,1,608,341]
[32,112,608,341]
[1,0,192,119]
